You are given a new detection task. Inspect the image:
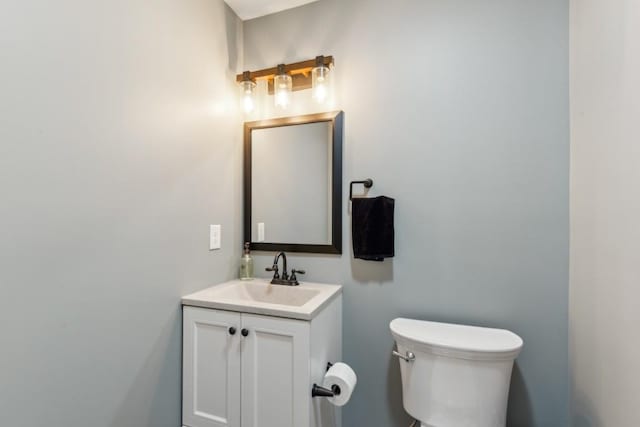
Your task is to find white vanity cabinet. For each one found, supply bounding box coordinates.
[182,307,241,427]
[181,279,342,427]
[239,313,310,427]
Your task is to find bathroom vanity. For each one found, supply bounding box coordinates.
[181,279,342,427]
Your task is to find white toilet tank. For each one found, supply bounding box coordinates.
[390,318,523,427]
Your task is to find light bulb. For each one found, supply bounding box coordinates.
[313,79,328,103]
[239,71,256,114]
[312,56,331,104]
[242,90,255,113]
[274,64,292,109]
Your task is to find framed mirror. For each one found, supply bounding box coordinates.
[244,111,343,254]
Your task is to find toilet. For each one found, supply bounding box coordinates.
[390,318,523,427]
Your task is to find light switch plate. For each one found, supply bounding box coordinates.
[258,222,265,242]
[210,225,221,250]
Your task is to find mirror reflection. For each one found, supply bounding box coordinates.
[251,122,332,244]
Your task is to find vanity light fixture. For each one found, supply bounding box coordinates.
[274,64,292,109]
[239,71,256,113]
[235,55,334,111]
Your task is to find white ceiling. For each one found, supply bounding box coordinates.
[224,0,320,20]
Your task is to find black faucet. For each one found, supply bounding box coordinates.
[265,252,305,286]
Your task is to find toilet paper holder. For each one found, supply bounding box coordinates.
[311,362,341,398]
[312,383,341,398]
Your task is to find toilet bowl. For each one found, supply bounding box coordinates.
[390,318,523,427]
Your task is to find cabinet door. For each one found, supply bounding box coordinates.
[183,307,241,427]
[240,314,310,427]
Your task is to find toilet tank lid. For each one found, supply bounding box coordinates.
[390,318,523,356]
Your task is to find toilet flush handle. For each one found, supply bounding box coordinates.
[392,350,415,362]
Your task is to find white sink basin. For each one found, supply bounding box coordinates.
[182,279,342,320]
[212,281,320,306]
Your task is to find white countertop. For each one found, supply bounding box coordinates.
[182,278,342,320]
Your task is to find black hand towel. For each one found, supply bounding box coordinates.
[351,196,395,261]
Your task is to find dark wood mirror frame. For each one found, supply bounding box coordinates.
[244,111,343,254]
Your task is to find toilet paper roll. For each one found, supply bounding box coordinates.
[322,362,357,407]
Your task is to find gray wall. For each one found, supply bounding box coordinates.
[243,0,569,425]
[0,1,242,426]
[570,0,640,425]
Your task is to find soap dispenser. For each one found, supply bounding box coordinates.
[239,242,254,280]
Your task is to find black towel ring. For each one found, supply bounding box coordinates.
[349,179,373,201]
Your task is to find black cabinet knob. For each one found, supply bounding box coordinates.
[228,327,236,335]
[241,328,249,337]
